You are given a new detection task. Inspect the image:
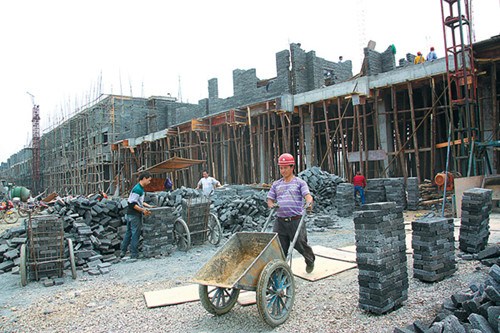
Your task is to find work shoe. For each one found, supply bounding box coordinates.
[119,252,126,258]
[306,261,315,273]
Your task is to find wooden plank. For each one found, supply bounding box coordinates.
[312,245,356,262]
[348,150,387,162]
[143,284,199,308]
[292,255,356,282]
[237,291,256,306]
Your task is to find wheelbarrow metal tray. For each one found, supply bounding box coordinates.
[192,232,284,291]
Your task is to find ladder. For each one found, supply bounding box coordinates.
[440,0,481,176]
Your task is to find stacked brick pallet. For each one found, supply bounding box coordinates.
[412,217,456,282]
[354,202,408,314]
[142,207,177,258]
[364,178,386,204]
[335,183,355,217]
[383,177,407,209]
[459,188,493,254]
[406,177,419,210]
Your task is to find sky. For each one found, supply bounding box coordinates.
[1,0,498,163]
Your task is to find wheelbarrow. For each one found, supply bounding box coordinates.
[192,206,308,327]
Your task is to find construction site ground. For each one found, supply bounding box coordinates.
[1,208,499,333]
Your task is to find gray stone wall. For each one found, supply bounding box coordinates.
[364,45,396,75]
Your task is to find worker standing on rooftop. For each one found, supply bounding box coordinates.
[267,153,315,273]
[426,47,437,61]
[414,51,426,64]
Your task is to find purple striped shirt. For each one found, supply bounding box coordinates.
[267,177,310,218]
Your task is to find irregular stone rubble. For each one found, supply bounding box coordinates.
[297,166,344,213]
[0,167,345,277]
[394,253,500,333]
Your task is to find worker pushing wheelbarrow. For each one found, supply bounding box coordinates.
[193,153,315,327]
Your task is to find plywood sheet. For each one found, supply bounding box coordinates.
[237,291,256,306]
[455,176,484,218]
[292,255,356,282]
[337,245,356,253]
[312,245,357,263]
[144,284,199,308]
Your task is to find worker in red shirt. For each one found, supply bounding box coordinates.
[353,171,367,205]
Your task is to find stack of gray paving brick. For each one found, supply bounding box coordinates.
[335,183,355,217]
[354,202,408,314]
[459,188,493,254]
[412,217,456,282]
[141,207,177,258]
[384,177,407,209]
[406,177,420,210]
[182,197,211,245]
[365,178,386,204]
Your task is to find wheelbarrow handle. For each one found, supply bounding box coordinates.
[286,211,308,264]
[261,205,278,232]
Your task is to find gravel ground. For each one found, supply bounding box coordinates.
[0,210,498,333]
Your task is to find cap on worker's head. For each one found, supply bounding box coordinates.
[278,153,295,166]
[430,46,435,51]
[417,51,422,55]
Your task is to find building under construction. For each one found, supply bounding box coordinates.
[1,19,499,196]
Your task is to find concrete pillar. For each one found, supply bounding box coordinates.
[303,112,313,168]
[377,99,392,176]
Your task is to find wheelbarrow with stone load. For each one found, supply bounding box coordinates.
[192,206,307,327]
[19,214,77,286]
[173,196,222,251]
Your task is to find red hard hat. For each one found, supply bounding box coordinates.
[278,153,295,166]
[417,51,422,55]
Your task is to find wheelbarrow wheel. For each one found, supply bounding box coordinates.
[174,218,191,251]
[4,210,19,224]
[20,244,28,287]
[256,259,295,327]
[67,239,77,279]
[199,285,240,315]
[207,213,222,245]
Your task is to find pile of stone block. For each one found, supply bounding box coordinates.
[335,183,355,217]
[384,177,406,209]
[412,217,456,282]
[394,262,500,333]
[297,166,344,213]
[214,192,269,234]
[364,178,386,204]
[459,188,493,254]
[142,207,178,257]
[406,177,419,210]
[354,202,408,314]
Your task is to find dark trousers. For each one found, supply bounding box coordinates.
[121,214,142,258]
[273,217,315,265]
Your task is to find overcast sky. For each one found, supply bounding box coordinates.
[1,0,498,163]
